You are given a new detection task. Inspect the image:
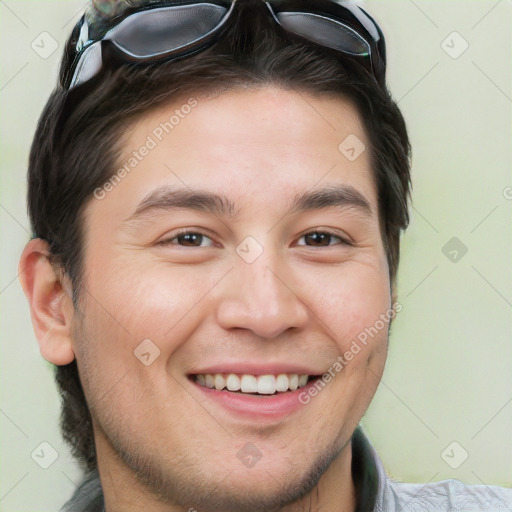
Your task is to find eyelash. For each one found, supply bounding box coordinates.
[158,229,351,248]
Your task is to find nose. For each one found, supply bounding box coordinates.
[215,249,310,339]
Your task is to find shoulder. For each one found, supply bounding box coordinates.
[379,475,512,511]
[60,470,104,512]
[353,426,512,512]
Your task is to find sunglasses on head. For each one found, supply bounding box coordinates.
[63,0,386,91]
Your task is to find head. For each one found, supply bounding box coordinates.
[20,1,411,509]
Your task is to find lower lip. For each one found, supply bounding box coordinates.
[190,377,321,421]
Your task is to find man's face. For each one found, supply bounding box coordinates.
[74,86,390,510]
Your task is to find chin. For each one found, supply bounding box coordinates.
[128,436,342,512]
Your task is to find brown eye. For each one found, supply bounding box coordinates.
[298,231,347,247]
[159,231,215,248]
[177,233,204,247]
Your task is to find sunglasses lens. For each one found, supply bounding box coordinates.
[71,42,102,88]
[70,3,230,88]
[108,4,229,58]
[276,12,370,56]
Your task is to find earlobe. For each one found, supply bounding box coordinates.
[18,238,76,366]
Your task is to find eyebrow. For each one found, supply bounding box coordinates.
[123,184,373,224]
[290,185,373,217]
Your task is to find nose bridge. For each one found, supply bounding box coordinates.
[216,240,309,338]
[245,255,285,308]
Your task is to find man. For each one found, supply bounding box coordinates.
[18,0,512,511]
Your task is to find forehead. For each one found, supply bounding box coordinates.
[128,86,368,155]
[86,86,377,225]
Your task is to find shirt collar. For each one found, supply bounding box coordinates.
[351,424,381,511]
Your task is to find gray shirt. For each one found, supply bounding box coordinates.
[61,425,512,511]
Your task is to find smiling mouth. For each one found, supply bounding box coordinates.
[190,373,320,396]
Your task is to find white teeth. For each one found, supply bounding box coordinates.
[205,374,214,389]
[240,375,258,393]
[214,374,226,390]
[194,373,311,394]
[289,374,299,391]
[275,374,289,392]
[257,375,276,395]
[226,373,241,391]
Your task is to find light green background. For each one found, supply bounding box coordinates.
[1,1,511,510]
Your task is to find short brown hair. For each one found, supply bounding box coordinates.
[28,2,411,472]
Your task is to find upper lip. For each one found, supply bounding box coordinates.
[188,362,322,376]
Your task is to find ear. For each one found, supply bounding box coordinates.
[18,238,75,365]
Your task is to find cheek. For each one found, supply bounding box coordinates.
[80,254,226,357]
[73,262,197,424]
[298,262,391,350]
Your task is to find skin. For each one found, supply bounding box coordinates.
[20,86,392,512]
